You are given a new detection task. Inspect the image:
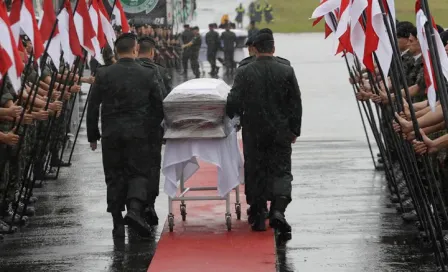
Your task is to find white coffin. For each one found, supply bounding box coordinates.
[163,78,231,139]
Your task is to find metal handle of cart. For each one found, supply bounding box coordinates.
[167,166,241,232]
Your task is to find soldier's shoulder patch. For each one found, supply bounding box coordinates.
[276,56,291,66]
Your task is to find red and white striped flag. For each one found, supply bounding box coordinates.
[57,0,82,66]
[74,0,97,58]
[371,0,393,78]
[97,0,116,50]
[350,0,368,61]
[112,0,130,33]
[0,1,24,92]
[416,4,436,111]
[88,0,105,64]
[39,0,61,69]
[19,0,45,60]
[334,0,353,54]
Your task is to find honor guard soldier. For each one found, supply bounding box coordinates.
[220,24,237,75]
[181,24,194,75]
[87,33,164,238]
[226,31,302,240]
[136,36,170,226]
[182,26,202,78]
[206,23,221,76]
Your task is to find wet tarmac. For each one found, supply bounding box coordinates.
[0,2,441,271]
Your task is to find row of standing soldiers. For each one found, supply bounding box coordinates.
[353,20,448,267]
[239,1,273,26]
[0,35,93,237]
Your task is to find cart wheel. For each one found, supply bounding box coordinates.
[180,204,187,221]
[226,215,232,231]
[235,203,241,220]
[168,214,174,232]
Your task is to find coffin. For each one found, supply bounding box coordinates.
[163,78,231,139]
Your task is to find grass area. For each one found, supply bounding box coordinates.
[254,0,448,33]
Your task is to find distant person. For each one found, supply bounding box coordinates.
[206,23,221,76]
[264,1,273,24]
[219,14,230,28]
[235,3,245,28]
[220,24,237,75]
[248,21,259,39]
[254,1,263,23]
[182,26,202,78]
[181,24,194,75]
[248,1,256,23]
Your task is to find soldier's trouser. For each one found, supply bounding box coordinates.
[207,51,217,72]
[182,50,191,71]
[190,52,200,76]
[224,50,235,70]
[243,130,293,207]
[102,135,151,213]
[147,128,163,207]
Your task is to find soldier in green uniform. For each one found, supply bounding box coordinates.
[182,26,202,78]
[254,1,263,23]
[136,36,168,226]
[206,23,221,76]
[226,31,302,239]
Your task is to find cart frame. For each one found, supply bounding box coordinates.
[167,168,241,232]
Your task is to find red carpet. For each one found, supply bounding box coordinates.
[148,159,276,272]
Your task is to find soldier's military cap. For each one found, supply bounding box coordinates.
[259,28,273,35]
[208,23,214,28]
[192,26,199,30]
[138,36,156,46]
[115,32,137,46]
[184,24,190,28]
[253,32,274,45]
[245,35,255,46]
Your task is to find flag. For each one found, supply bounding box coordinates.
[112,0,130,33]
[334,0,353,54]
[97,0,116,50]
[57,0,82,66]
[74,0,96,57]
[311,0,338,39]
[88,0,105,64]
[371,0,393,78]
[350,0,368,61]
[311,0,341,19]
[20,0,45,59]
[39,0,61,69]
[363,0,379,72]
[416,6,436,111]
[9,0,24,51]
[0,1,24,92]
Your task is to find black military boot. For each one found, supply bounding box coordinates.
[112,212,125,238]
[145,206,159,226]
[269,196,292,241]
[247,202,268,225]
[124,199,151,237]
[250,201,267,231]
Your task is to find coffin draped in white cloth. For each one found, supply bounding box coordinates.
[162,126,244,198]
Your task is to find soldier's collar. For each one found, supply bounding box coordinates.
[117,57,135,63]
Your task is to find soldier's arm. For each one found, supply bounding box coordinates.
[285,68,302,137]
[86,69,104,143]
[148,71,165,123]
[226,67,246,118]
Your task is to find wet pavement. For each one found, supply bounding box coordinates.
[0,2,441,271]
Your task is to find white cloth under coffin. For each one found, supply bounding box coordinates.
[162,128,244,198]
